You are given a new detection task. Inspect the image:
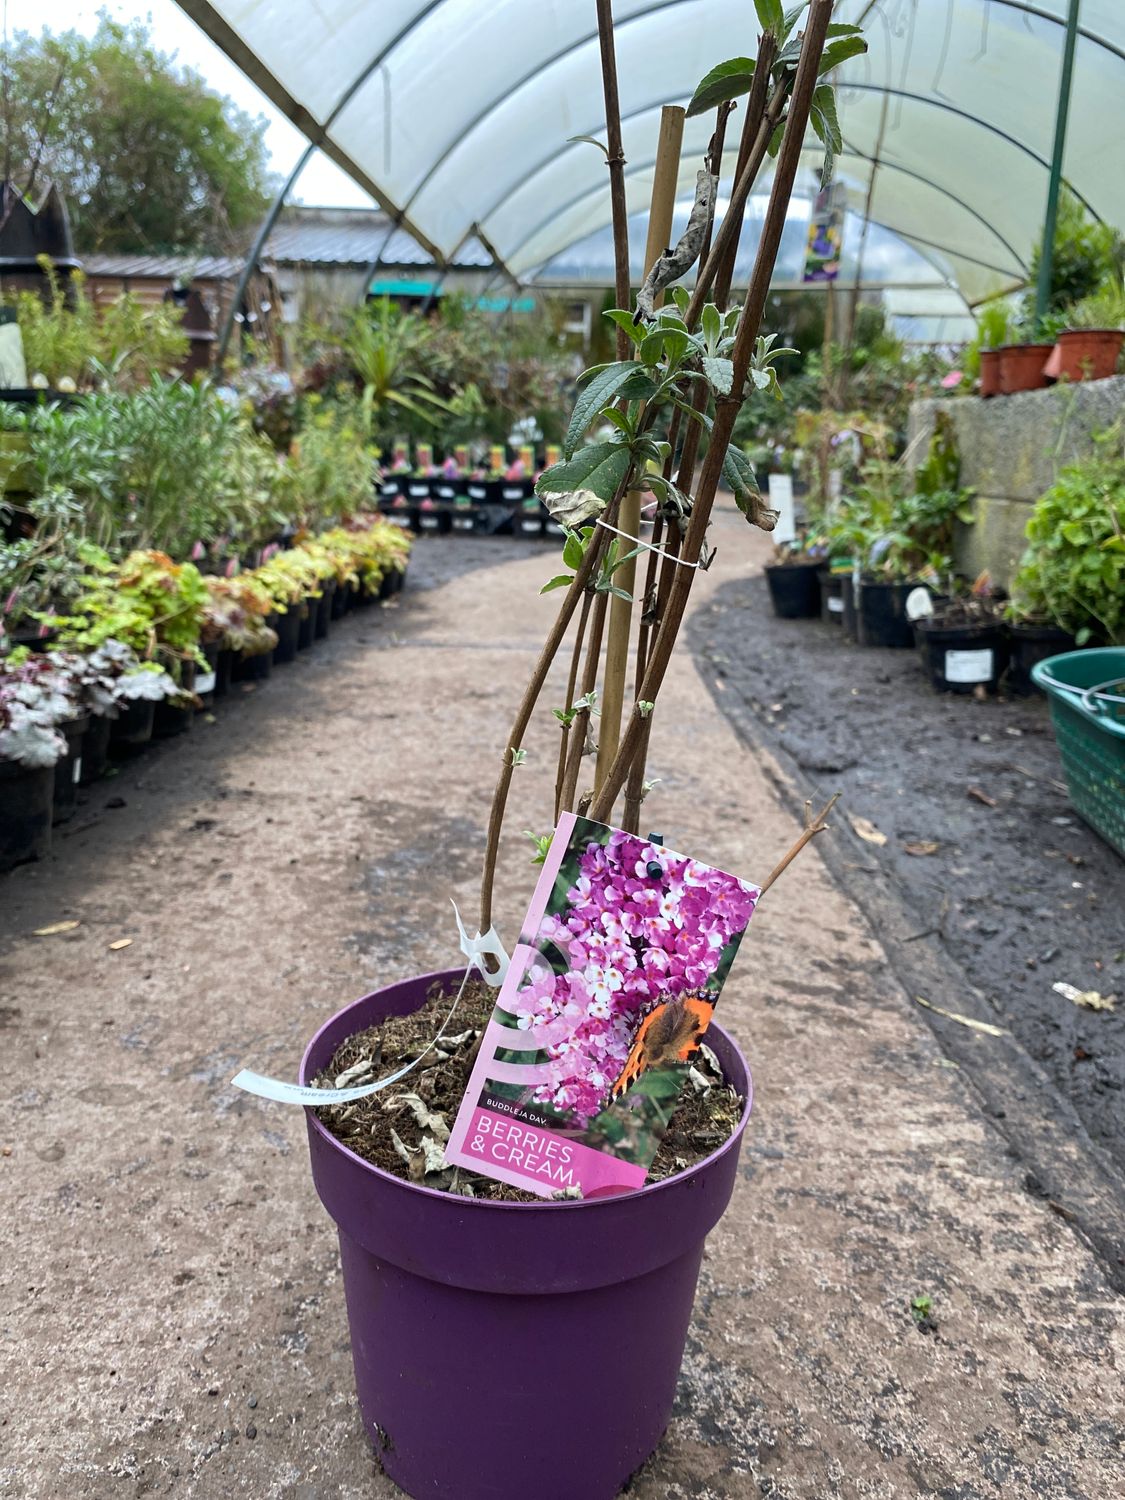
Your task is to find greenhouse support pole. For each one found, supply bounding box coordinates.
[217,143,314,366]
[1035,0,1082,324]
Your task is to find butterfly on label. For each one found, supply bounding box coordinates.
[610,990,715,1101]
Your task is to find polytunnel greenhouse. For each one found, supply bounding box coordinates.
[1,3,1123,1498]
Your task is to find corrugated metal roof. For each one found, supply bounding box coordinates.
[81,216,494,282]
[82,253,243,281]
[265,209,493,269]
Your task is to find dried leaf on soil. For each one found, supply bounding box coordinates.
[850,815,887,846]
[967,786,997,807]
[914,995,1007,1036]
[335,1057,376,1088]
[1052,982,1117,1013]
[904,840,941,856]
[108,938,133,951]
[388,1091,451,1141]
[34,920,80,936]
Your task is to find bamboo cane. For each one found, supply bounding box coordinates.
[595,104,686,805]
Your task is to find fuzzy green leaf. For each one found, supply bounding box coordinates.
[540,574,574,594]
[817,35,867,74]
[686,56,756,118]
[603,308,646,346]
[754,0,785,37]
[566,362,641,459]
[536,442,632,526]
[703,355,735,395]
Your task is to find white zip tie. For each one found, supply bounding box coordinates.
[595,518,703,570]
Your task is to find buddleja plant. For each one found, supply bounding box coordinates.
[479,0,864,932]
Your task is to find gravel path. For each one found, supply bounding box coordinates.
[1,517,1122,1499]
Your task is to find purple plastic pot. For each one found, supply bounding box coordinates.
[301,967,752,1500]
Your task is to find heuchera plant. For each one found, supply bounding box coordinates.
[0,643,177,767]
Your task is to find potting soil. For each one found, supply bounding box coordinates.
[315,978,743,1201]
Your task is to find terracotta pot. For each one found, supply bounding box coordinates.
[997,343,1052,395]
[1043,329,1125,383]
[978,347,1002,398]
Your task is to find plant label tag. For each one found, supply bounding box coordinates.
[827,596,844,613]
[72,757,82,784]
[445,813,759,1199]
[945,648,993,684]
[195,671,216,695]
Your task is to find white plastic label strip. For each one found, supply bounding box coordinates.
[230,907,510,1106]
[233,963,473,1106]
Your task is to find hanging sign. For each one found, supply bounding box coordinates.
[802,181,845,283]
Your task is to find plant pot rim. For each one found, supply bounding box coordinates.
[300,965,753,1215]
[996,342,1054,354]
[1057,326,1124,339]
[915,615,1004,635]
[765,556,820,571]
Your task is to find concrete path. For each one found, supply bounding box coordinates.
[2,509,1121,1498]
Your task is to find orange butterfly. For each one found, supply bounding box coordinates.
[610,991,715,1101]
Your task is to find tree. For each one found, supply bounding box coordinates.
[1,16,275,253]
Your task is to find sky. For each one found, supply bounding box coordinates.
[3,0,373,208]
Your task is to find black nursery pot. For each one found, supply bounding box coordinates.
[272,607,301,664]
[213,648,234,698]
[916,619,1011,694]
[0,759,54,872]
[765,559,821,619]
[110,698,155,755]
[840,573,859,640]
[817,567,845,625]
[80,715,112,785]
[297,599,316,651]
[330,581,352,620]
[857,579,917,649]
[315,582,335,638]
[52,716,89,824]
[1006,623,1076,697]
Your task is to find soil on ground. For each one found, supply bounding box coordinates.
[315,977,742,1200]
[691,574,1125,1170]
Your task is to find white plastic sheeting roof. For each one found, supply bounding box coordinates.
[177,0,1125,314]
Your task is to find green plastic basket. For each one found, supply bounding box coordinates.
[1032,648,1125,858]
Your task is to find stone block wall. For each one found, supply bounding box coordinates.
[908,375,1125,587]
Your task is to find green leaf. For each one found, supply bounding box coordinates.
[671,396,713,431]
[540,574,574,594]
[568,360,641,457]
[562,530,585,570]
[703,355,734,395]
[603,308,646,346]
[810,84,842,155]
[568,134,609,157]
[700,303,722,350]
[618,370,661,401]
[721,443,757,498]
[753,0,785,37]
[768,120,785,157]
[686,56,756,118]
[536,442,632,526]
[817,35,867,74]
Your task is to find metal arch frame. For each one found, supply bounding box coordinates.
[176,0,446,260]
[501,132,1026,285]
[854,0,1125,67]
[474,93,1028,275]
[356,0,700,292]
